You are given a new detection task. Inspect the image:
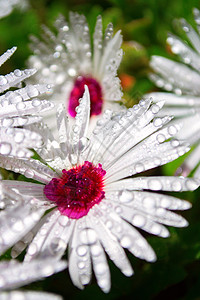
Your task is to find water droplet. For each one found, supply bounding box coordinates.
[0,142,11,155]
[12,219,24,232]
[148,179,162,190]
[153,118,162,127]
[14,69,22,77]
[135,163,144,173]
[81,274,90,285]
[119,190,133,203]
[151,104,160,114]
[105,219,113,229]
[95,263,107,275]
[78,262,85,269]
[16,102,26,110]
[157,133,165,143]
[2,118,14,127]
[168,125,177,136]
[161,197,171,208]
[68,68,76,77]
[143,197,156,208]
[41,265,54,277]
[32,99,41,107]
[28,243,38,255]
[77,245,87,256]
[120,235,132,248]
[49,238,66,255]
[132,215,146,227]
[91,245,101,256]
[14,132,24,143]
[0,76,7,85]
[115,206,122,214]
[80,228,97,245]
[151,224,161,235]
[171,180,182,191]
[58,215,70,226]
[24,169,35,179]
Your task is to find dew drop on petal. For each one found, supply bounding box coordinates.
[28,243,38,256]
[16,102,26,110]
[171,180,182,191]
[119,190,133,203]
[32,99,41,107]
[77,245,87,256]
[80,228,97,245]
[95,263,108,275]
[132,215,146,227]
[0,142,11,155]
[24,169,35,179]
[49,237,66,255]
[0,76,7,85]
[120,235,132,248]
[148,179,162,190]
[91,244,101,256]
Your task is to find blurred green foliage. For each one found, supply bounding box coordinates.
[1,0,200,299]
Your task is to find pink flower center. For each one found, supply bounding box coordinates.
[44,161,106,219]
[68,76,103,117]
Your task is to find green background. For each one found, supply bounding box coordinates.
[1,0,200,299]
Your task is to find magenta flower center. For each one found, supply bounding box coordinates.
[68,76,103,117]
[44,161,106,219]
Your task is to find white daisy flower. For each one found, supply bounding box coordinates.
[147,8,200,176]
[0,47,54,158]
[0,258,67,300]
[28,12,123,132]
[1,87,198,292]
[0,0,28,18]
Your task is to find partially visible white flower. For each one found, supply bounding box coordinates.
[147,8,200,176]
[0,0,28,18]
[28,12,123,132]
[0,87,198,292]
[0,47,54,158]
[0,258,67,300]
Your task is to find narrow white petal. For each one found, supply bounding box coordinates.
[0,258,67,290]
[96,202,156,262]
[0,204,45,255]
[3,180,50,205]
[0,291,63,300]
[0,47,17,67]
[106,176,199,192]
[93,15,103,75]
[0,69,36,94]
[89,210,134,277]
[0,157,56,184]
[70,86,90,164]
[25,210,75,262]
[68,220,92,290]
[0,127,42,158]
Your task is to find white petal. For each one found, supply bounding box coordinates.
[70,86,90,164]
[0,204,45,255]
[0,291,62,300]
[0,158,56,184]
[68,220,92,289]
[0,127,42,158]
[106,176,199,192]
[3,180,50,205]
[25,210,75,261]
[0,47,16,67]
[96,202,156,262]
[93,15,103,75]
[89,210,134,277]
[0,258,67,290]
